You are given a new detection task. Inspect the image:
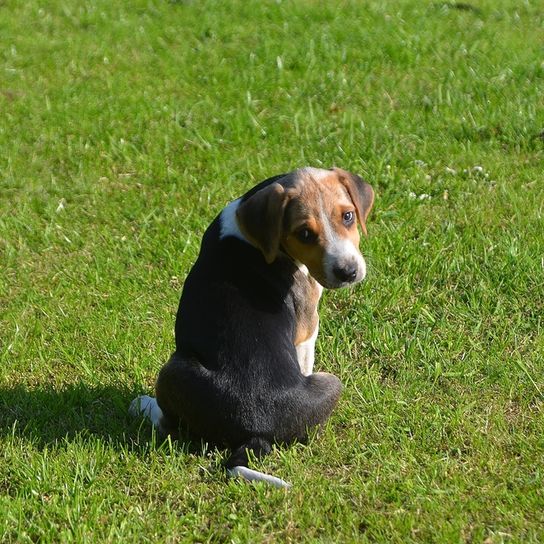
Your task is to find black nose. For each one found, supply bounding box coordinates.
[333,265,357,282]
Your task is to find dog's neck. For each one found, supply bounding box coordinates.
[219,198,246,242]
[219,198,315,282]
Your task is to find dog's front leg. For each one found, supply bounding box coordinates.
[296,321,319,376]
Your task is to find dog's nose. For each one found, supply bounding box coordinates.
[333,265,358,283]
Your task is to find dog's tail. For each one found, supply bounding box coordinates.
[129,395,164,430]
[226,437,291,489]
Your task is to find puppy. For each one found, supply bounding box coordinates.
[131,167,374,487]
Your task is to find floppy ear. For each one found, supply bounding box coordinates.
[236,182,291,264]
[334,168,374,235]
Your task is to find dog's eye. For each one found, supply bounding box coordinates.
[296,228,317,244]
[343,211,355,226]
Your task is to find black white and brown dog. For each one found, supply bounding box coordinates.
[130,167,374,487]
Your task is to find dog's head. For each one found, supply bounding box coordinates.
[236,167,374,289]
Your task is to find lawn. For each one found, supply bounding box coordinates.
[1,0,543,541]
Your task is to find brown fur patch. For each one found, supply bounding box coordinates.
[236,183,294,264]
[236,168,371,344]
[334,167,375,234]
[291,269,321,345]
[281,170,361,286]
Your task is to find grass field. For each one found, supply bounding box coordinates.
[1,0,543,541]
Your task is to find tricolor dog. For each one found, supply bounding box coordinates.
[130,167,374,487]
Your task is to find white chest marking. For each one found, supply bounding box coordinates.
[296,321,319,376]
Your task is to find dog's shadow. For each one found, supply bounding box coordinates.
[0,383,202,455]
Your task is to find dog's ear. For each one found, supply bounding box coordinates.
[334,168,374,235]
[236,182,292,264]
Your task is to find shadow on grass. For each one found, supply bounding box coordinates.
[0,383,203,455]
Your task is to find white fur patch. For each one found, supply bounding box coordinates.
[227,466,292,488]
[301,167,332,181]
[318,197,366,286]
[324,238,366,286]
[129,395,163,428]
[296,322,319,376]
[316,282,324,297]
[219,198,246,241]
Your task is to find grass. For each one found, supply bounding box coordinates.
[1,0,543,541]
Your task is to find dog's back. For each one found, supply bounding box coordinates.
[156,213,341,447]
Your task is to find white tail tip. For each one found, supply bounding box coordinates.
[129,395,163,428]
[227,466,292,489]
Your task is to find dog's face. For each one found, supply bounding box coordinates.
[236,167,374,289]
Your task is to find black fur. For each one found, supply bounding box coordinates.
[155,176,342,468]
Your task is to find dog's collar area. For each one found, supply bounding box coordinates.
[278,244,294,262]
[219,198,246,242]
[278,245,302,268]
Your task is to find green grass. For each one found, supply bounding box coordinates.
[1,0,543,541]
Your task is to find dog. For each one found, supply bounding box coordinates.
[130,167,374,487]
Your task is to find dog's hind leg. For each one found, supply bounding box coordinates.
[226,437,292,489]
[227,373,341,489]
[304,371,343,424]
[283,371,343,442]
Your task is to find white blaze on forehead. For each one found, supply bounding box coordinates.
[300,167,331,182]
[317,192,366,286]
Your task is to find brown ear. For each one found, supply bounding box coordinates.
[236,182,291,264]
[334,168,375,235]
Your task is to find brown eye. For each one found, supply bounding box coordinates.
[296,228,317,244]
[343,211,355,226]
